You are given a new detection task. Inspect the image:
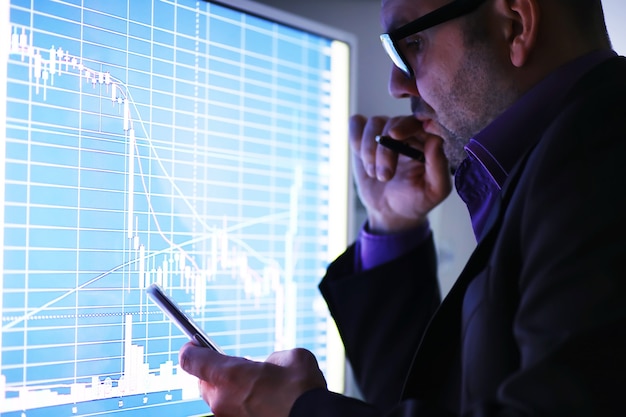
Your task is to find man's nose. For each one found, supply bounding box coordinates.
[388,64,419,99]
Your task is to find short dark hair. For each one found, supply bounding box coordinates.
[460,0,611,48]
[553,0,611,45]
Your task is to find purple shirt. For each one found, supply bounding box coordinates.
[358,49,617,270]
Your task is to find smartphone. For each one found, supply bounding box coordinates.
[146,283,223,352]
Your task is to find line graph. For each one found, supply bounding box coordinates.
[1,1,350,415]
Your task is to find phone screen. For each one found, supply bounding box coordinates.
[146,283,223,352]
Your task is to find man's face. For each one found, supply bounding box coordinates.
[381,0,514,168]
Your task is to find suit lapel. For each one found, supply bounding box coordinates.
[400,54,626,404]
[400,196,504,401]
[401,144,532,401]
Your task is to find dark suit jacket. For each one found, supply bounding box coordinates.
[290,56,626,416]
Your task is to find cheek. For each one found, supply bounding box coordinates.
[416,69,452,115]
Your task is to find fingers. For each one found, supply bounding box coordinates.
[179,344,327,417]
[363,117,395,180]
[266,348,328,393]
[389,118,450,195]
[423,135,452,200]
[347,113,452,232]
[179,341,226,382]
[266,348,324,377]
[348,115,373,178]
[385,116,424,142]
[351,114,428,181]
[351,114,404,181]
[348,114,367,155]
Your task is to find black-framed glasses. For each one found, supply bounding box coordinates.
[380,0,488,77]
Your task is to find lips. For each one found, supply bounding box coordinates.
[411,99,438,135]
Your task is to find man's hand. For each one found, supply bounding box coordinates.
[350,114,452,233]
[179,344,327,417]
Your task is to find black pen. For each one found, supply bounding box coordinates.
[375,135,425,163]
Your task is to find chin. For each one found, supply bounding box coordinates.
[443,143,467,172]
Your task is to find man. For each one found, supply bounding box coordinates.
[179,0,626,415]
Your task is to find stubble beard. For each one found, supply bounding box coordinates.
[433,39,519,170]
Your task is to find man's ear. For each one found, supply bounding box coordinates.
[496,0,540,67]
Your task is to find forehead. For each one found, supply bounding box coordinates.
[380,0,449,30]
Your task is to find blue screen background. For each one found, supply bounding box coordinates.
[1,0,341,415]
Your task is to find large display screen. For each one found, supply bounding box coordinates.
[0,0,353,415]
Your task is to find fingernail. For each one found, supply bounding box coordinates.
[377,167,391,181]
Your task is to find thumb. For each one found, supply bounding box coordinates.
[266,348,327,389]
[179,341,226,381]
[423,135,452,198]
